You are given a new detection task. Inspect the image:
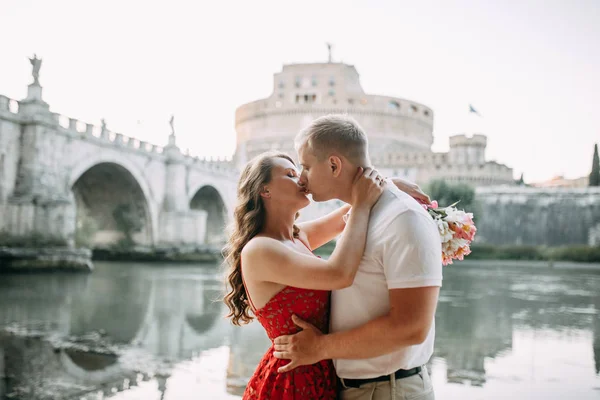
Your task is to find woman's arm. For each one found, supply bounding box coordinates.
[297,177,430,250]
[241,204,373,290]
[242,167,384,291]
[297,204,351,250]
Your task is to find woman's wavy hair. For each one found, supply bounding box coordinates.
[222,151,300,326]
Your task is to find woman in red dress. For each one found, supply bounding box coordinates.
[223,151,420,399]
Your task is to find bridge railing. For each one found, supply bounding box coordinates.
[183,153,239,176]
[0,95,20,114]
[51,112,165,155]
[1,96,238,176]
[50,113,239,176]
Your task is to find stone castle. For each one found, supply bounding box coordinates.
[234,60,514,187]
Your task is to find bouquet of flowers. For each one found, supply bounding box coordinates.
[422,200,477,266]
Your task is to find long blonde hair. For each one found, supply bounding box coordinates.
[222,151,300,326]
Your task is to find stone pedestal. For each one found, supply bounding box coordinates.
[159,210,207,246]
[0,198,76,247]
[18,83,51,117]
[163,144,189,212]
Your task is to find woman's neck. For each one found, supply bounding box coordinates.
[261,211,297,241]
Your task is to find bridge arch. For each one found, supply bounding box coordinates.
[188,185,228,244]
[69,156,155,247]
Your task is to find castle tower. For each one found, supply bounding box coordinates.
[448,134,487,165]
[234,61,434,167]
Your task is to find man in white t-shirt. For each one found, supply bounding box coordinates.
[273,114,442,399]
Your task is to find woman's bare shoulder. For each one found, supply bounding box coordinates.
[242,236,283,260]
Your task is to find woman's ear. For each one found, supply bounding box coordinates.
[260,187,271,199]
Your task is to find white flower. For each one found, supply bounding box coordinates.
[436,219,453,243]
[444,207,467,224]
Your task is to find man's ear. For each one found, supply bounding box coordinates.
[328,155,343,178]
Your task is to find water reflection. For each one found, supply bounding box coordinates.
[224,265,600,396]
[433,267,600,387]
[0,262,231,399]
[1,262,599,399]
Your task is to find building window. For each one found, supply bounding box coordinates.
[328,89,335,96]
[424,110,430,117]
[278,92,284,99]
[295,76,301,88]
[388,100,400,111]
[360,98,368,105]
[297,94,317,104]
[410,105,418,113]
[348,98,354,105]
[329,77,335,86]
[278,81,285,89]
[312,75,318,87]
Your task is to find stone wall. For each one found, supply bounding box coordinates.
[0,104,21,203]
[475,187,600,246]
[0,200,76,246]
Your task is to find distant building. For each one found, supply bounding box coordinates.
[234,60,513,187]
[531,176,588,188]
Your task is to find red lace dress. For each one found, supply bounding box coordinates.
[241,284,337,399]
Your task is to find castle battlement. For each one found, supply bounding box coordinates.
[449,133,487,148]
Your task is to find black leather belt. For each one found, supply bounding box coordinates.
[340,366,422,388]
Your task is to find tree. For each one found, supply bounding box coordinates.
[590,143,600,187]
[425,179,476,210]
[112,203,144,247]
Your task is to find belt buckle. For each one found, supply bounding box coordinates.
[339,377,359,389]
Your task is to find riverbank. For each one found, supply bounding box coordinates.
[314,242,600,265]
[92,245,222,263]
[0,244,223,273]
[0,247,93,273]
[453,258,600,271]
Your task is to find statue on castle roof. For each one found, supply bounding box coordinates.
[169,114,175,135]
[326,42,333,63]
[29,54,42,85]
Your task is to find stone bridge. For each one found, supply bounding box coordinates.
[0,78,238,251]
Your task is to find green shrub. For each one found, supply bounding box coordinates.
[548,245,600,263]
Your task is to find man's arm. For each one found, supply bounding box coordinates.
[321,286,439,359]
[274,210,442,372]
[274,287,439,372]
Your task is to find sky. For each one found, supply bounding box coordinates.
[1,0,598,183]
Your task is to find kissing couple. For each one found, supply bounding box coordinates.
[224,114,442,399]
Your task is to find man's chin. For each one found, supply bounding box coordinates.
[309,193,324,202]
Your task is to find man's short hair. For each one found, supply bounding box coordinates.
[294,114,369,164]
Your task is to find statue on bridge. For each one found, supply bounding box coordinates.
[168,114,176,146]
[29,54,42,85]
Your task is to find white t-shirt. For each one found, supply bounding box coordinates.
[331,185,443,379]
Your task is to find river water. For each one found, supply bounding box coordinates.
[0,261,599,400]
